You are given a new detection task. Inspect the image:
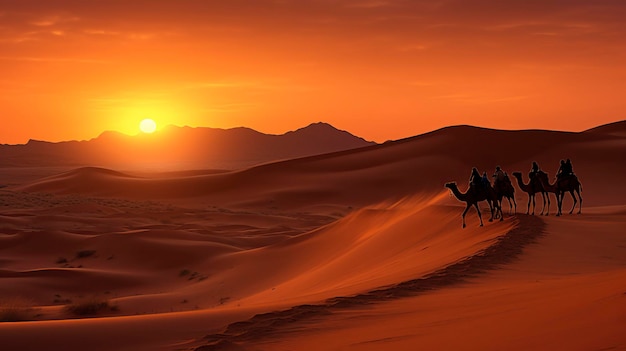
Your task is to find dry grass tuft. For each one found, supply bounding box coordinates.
[65,297,118,316]
[0,298,36,322]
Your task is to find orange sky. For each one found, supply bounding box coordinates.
[1,0,625,144]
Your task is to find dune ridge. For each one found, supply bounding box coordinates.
[1,121,625,351]
[194,214,544,350]
[13,121,626,209]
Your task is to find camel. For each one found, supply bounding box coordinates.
[493,174,517,215]
[511,172,549,215]
[445,182,502,228]
[531,170,558,215]
[536,171,583,216]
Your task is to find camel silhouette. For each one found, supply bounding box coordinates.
[493,175,516,215]
[445,182,502,228]
[511,172,548,215]
[530,171,559,215]
[536,171,583,216]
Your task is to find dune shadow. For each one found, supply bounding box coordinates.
[194,215,546,350]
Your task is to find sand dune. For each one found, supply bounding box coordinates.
[1,122,625,350]
[15,121,626,210]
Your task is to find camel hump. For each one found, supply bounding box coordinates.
[557,173,579,188]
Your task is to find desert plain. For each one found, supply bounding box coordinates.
[1,121,625,351]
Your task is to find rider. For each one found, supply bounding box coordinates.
[481,171,490,189]
[557,158,575,180]
[493,166,506,183]
[469,167,482,189]
[529,161,541,179]
[564,158,574,175]
[556,159,566,179]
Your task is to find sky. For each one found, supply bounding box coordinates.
[1,0,625,144]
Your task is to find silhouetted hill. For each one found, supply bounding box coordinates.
[584,120,626,137]
[17,120,626,207]
[0,122,375,170]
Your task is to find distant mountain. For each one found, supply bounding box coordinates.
[0,122,375,170]
[17,120,626,208]
[584,120,626,137]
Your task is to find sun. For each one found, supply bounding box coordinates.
[139,118,157,133]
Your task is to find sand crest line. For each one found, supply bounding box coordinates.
[194,215,545,350]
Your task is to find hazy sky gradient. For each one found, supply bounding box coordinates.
[1,0,625,143]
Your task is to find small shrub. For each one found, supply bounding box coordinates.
[0,298,34,322]
[75,250,96,259]
[179,269,191,277]
[56,257,68,264]
[65,298,117,316]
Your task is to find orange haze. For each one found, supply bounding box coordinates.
[1,0,625,144]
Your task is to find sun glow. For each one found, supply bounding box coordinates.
[140,118,157,133]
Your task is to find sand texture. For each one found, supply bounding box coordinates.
[1,123,625,351]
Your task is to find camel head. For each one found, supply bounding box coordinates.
[444,182,457,190]
[511,171,522,179]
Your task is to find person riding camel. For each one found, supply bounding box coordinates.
[556,159,565,178]
[469,167,482,190]
[556,159,566,179]
[529,161,541,179]
[481,171,490,189]
[557,158,575,180]
[493,166,506,183]
[565,158,574,175]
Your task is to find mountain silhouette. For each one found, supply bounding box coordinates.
[0,122,374,170]
[17,120,626,208]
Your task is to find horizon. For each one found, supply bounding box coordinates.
[1,1,625,144]
[3,119,623,146]
[1,3,625,345]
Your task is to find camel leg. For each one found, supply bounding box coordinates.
[576,188,583,214]
[531,194,536,215]
[526,195,531,215]
[539,193,544,215]
[474,203,483,227]
[544,192,550,216]
[556,192,563,216]
[512,196,517,214]
[506,197,513,215]
[493,201,501,221]
[488,201,494,222]
[495,201,500,219]
[569,190,577,214]
[461,203,471,228]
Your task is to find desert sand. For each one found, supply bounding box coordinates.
[1,122,625,351]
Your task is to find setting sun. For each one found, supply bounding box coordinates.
[139,119,157,134]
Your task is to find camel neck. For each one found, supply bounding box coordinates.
[514,174,531,191]
[449,185,468,201]
[539,177,557,192]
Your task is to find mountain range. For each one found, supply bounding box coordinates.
[14,120,626,208]
[0,122,375,170]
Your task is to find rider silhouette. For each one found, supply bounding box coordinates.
[529,161,541,179]
[481,171,490,189]
[493,166,505,183]
[557,159,574,179]
[470,167,482,189]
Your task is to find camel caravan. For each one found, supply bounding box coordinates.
[446,159,582,228]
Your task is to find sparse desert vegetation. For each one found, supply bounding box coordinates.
[65,298,118,316]
[75,250,96,259]
[0,298,36,322]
